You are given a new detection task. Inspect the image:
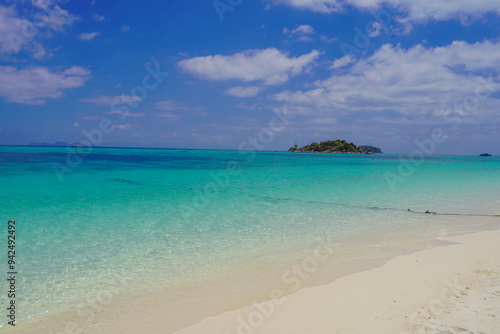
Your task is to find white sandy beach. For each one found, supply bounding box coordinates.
[175,229,500,334]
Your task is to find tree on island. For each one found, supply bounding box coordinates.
[358,145,382,154]
[288,139,370,154]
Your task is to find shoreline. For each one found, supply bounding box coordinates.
[3,216,499,333]
[176,228,500,334]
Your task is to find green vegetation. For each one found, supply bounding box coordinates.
[358,145,382,154]
[288,139,366,154]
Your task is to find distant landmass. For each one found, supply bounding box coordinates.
[28,141,85,147]
[288,140,381,154]
[359,145,383,154]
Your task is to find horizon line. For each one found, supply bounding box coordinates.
[0,144,496,157]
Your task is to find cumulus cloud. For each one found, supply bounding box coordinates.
[0,66,90,105]
[272,0,500,24]
[0,2,77,58]
[79,32,100,40]
[178,48,321,85]
[330,54,355,69]
[274,41,500,116]
[284,24,315,42]
[321,36,338,43]
[32,0,79,31]
[0,6,46,58]
[395,0,500,23]
[225,86,262,97]
[273,0,344,13]
[368,21,384,37]
[79,95,141,105]
[284,24,314,35]
[63,67,90,76]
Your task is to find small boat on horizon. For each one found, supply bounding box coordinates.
[479,153,492,157]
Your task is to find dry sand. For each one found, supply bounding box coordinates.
[176,229,500,334]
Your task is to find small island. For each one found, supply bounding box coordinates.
[29,141,86,147]
[359,145,383,154]
[288,140,381,154]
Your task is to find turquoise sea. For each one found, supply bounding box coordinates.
[0,146,499,331]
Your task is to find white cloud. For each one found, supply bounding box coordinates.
[225,86,262,97]
[395,0,500,23]
[0,6,46,58]
[273,0,343,13]
[155,100,202,111]
[32,0,78,31]
[106,111,147,117]
[272,0,500,24]
[64,66,90,76]
[0,65,90,105]
[79,32,100,40]
[79,95,141,105]
[178,48,321,85]
[330,54,355,69]
[155,112,181,120]
[73,122,80,127]
[156,100,182,110]
[296,36,314,42]
[0,3,77,59]
[290,24,315,35]
[93,14,105,21]
[284,25,315,42]
[320,36,338,43]
[121,25,130,32]
[368,21,383,37]
[274,41,500,116]
[114,124,133,130]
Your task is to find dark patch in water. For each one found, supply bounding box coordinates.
[259,196,500,218]
[111,178,137,184]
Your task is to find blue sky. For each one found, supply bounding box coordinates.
[1,0,500,154]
